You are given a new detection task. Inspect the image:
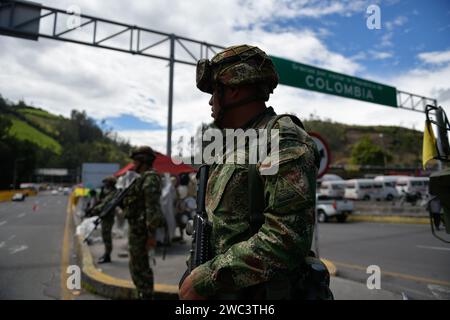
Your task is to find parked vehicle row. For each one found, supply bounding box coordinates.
[318,175,429,201]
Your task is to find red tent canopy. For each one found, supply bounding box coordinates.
[114,152,196,177]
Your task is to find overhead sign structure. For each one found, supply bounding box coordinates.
[0,0,41,40]
[309,132,331,178]
[271,56,398,108]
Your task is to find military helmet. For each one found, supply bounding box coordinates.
[196,45,279,98]
[102,176,117,187]
[130,146,156,164]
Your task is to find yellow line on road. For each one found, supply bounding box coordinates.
[60,195,74,300]
[348,215,428,225]
[331,260,450,287]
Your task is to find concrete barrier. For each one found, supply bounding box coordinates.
[0,189,37,202]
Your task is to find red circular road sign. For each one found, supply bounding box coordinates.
[308,132,331,178]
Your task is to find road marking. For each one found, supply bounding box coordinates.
[417,245,450,252]
[17,213,26,218]
[9,245,28,255]
[0,221,7,227]
[428,284,450,300]
[8,235,16,241]
[0,241,5,249]
[61,197,74,300]
[331,260,450,287]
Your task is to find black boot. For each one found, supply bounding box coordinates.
[98,254,111,264]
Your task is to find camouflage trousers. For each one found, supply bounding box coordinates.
[101,215,114,256]
[128,217,154,299]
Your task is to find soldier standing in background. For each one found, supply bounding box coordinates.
[85,176,117,264]
[122,146,164,299]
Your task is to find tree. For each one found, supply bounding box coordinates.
[351,136,391,166]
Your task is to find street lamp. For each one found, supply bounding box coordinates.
[379,133,387,167]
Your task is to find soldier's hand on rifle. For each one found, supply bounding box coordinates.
[179,269,207,300]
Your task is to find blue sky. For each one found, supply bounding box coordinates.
[265,0,450,75]
[101,115,164,131]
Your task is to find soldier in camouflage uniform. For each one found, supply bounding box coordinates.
[179,45,320,300]
[86,176,117,264]
[122,146,164,299]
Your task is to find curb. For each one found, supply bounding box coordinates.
[74,233,179,300]
[348,215,428,225]
[321,259,337,277]
[69,194,179,300]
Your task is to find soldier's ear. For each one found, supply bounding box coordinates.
[228,86,240,99]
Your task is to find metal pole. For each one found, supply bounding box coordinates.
[314,194,320,258]
[167,34,175,157]
[12,159,17,190]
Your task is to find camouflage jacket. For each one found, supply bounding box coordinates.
[122,170,164,231]
[88,188,116,217]
[192,107,320,297]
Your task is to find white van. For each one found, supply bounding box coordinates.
[374,176,404,200]
[319,181,346,198]
[395,177,429,197]
[345,179,378,200]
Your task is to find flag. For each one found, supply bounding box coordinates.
[423,120,438,169]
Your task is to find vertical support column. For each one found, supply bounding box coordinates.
[167,34,175,157]
[314,194,320,258]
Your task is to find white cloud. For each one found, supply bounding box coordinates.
[386,15,408,31]
[418,50,450,65]
[369,50,393,60]
[391,62,450,116]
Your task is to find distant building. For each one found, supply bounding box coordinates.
[82,163,120,189]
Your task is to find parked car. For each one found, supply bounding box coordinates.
[316,194,353,223]
[12,193,26,202]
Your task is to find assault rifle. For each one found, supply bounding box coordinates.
[83,177,138,243]
[179,165,211,286]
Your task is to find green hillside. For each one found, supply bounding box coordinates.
[17,107,62,136]
[303,119,423,167]
[6,115,62,154]
[0,96,132,189]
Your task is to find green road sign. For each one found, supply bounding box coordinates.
[271,56,398,108]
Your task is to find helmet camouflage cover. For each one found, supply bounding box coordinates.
[130,146,156,163]
[102,176,117,186]
[196,45,279,98]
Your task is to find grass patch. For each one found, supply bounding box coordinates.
[18,107,59,119]
[7,116,62,154]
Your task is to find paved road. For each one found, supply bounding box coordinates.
[318,221,450,300]
[1,194,448,300]
[0,193,101,300]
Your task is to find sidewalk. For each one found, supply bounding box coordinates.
[80,229,401,300]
